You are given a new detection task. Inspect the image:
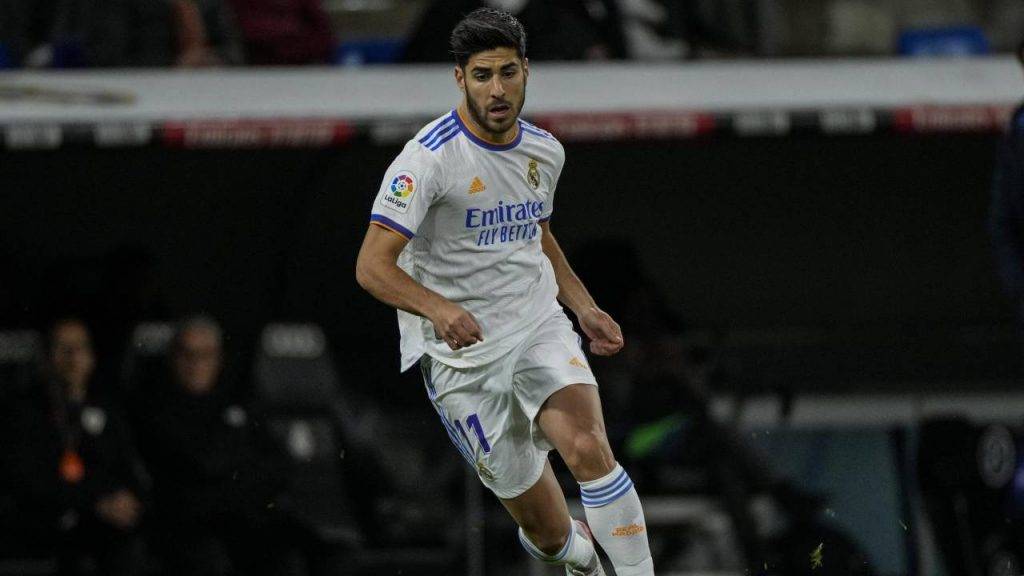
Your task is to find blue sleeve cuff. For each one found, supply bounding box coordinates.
[370,214,415,239]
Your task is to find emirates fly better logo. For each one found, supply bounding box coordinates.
[381,170,416,213]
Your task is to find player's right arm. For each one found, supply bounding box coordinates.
[355,225,483,350]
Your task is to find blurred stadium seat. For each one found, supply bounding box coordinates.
[899,26,991,57]
[254,323,363,547]
[254,323,461,574]
[0,330,40,398]
[0,330,56,576]
[119,322,175,393]
[333,39,406,65]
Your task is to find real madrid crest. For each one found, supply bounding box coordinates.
[527,159,540,190]
[476,460,496,481]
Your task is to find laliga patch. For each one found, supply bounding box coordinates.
[381,170,417,214]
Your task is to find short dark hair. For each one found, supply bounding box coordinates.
[450,8,526,67]
[1017,39,1024,65]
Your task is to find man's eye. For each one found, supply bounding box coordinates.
[503,70,516,78]
[474,74,488,81]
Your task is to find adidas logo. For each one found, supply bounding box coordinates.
[569,357,587,368]
[468,177,486,194]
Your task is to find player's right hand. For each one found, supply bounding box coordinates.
[430,301,483,351]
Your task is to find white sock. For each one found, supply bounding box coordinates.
[518,520,597,569]
[579,463,655,576]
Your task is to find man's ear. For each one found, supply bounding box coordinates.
[454,65,465,92]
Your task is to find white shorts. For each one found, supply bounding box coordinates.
[419,310,598,499]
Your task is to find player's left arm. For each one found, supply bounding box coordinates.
[539,221,623,356]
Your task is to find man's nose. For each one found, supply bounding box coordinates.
[489,76,505,97]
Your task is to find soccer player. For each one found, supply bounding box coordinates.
[355,8,654,575]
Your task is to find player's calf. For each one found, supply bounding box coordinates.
[579,463,655,576]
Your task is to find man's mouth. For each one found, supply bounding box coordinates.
[488,103,512,118]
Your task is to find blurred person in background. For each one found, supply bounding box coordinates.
[171,0,245,67]
[990,40,1024,332]
[403,0,626,62]
[133,316,301,576]
[40,0,242,67]
[0,318,150,576]
[225,0,333,65]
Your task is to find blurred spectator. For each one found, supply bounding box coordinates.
[34,246,172,397]
[0,318,150,576]
[172,0,245,67]
[225,0,333,65]
[990,40,1024,328]
[133,316,302,576]
[619,0,687,59]
[42,0,242,68]
[403,0,626,62]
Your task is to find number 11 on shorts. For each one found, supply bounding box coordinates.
[455,413,491,454]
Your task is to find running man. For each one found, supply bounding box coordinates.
[355,8,654,575]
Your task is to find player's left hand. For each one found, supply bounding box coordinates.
[578,306,624,356]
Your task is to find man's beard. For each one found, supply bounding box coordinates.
[466,90,525,139]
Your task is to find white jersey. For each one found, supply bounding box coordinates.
[370,108,566,371]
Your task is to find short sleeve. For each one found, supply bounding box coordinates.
[369,142,442,239]
[539,141,565,223]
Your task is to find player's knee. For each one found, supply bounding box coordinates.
[563,429,615,480]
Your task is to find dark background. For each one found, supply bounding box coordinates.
[0,131,1016,398]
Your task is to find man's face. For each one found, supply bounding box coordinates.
[455,47,528,138]
[172,327,222,396]
[49,321,95,390]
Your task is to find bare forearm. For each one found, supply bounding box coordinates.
[540,225,596,316]
[356,225,483,349]
[553,261,597,317]
[356,256,447,320]
[539,224,624,354]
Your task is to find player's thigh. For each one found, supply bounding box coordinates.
[536,383,616,480]
[421,356,549,499]
[512,312,603,451]
[536,382,609,446]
